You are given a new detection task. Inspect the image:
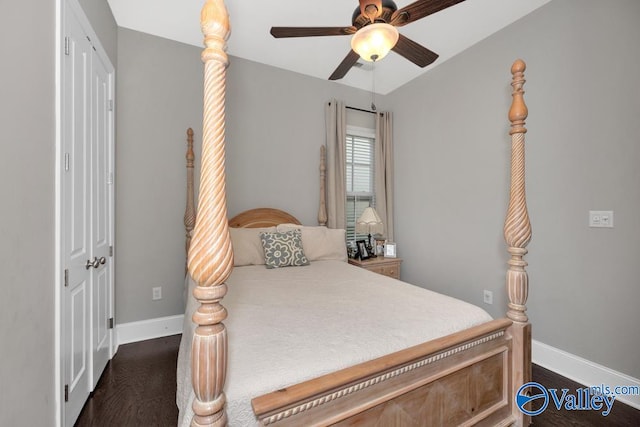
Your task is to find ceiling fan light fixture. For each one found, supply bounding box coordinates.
[351,23,399,62]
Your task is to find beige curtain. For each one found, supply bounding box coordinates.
[375,111,394,241]
[325,100,347,229]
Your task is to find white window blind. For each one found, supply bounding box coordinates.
[346,128,375,242]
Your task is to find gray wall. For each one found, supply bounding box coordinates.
[225,56,380,224]
[0,1,56,424]
[115,28,204,323]
[388,0,640,378]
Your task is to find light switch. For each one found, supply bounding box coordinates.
[589,211,614,228]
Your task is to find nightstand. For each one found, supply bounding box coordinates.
[348,256,402,279]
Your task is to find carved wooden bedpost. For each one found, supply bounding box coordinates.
[505,59,532,426]
[185,128,196,273]
[318,145,328,226]
[187,1,233,425]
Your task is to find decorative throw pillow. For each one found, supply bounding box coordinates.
[259,229,309,269]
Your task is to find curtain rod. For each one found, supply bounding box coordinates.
[347,105,379,115]
[328,102,382,115]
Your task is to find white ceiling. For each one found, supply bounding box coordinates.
[107,0,551,95]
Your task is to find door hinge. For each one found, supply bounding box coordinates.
[64,153,70,171]
[109,246,113,257]
[108,99,114,112]
[64,36,70,56]
[64,269,69,287]
[64,384,69,402]
[108,317,114,329]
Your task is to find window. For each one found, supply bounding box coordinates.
[346,126,375,242]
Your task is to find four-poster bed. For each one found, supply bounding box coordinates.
[179,0,533,425]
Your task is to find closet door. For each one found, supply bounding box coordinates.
[62,4,92,423]
[61,1,115,424]
[90,48,114,389]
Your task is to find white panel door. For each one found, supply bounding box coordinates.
[62,5,92,424]
[61,1,115,425]
[90,48,114,389]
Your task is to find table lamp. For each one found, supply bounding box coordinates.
[356,207,384,257]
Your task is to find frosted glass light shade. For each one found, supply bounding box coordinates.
[351,23,399,62]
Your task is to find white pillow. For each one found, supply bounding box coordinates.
[276,224,347,262]
[229,226,276,266]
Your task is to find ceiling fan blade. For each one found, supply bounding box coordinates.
[391,0,466,27]
[392,34,439,67]
[329,50,361,80]
[270,26,356,38]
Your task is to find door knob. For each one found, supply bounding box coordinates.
[85,257,99,270]
[99,257,106,265]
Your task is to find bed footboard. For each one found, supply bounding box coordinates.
[252,319,516,426]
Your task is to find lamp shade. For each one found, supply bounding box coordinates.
[355,206,384,235]
[350,23,399,62]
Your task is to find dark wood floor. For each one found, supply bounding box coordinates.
[75,334,180,427]
[76,335,639,426]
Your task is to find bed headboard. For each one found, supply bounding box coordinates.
[228,208,301,228]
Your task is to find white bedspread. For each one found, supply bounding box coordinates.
[176,260,492,426]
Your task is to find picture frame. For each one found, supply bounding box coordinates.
[384,241,397,258]
[356,240,370,260]
[346,241,358,259]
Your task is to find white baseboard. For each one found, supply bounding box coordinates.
[533,339,640,409]
[116,314,184,348]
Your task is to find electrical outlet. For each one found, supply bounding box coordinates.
[152,286,162,301]
[483,290,493,305]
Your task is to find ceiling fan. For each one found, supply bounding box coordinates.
[270,0,467,80]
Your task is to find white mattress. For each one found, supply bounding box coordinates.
[177,260,492,426]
